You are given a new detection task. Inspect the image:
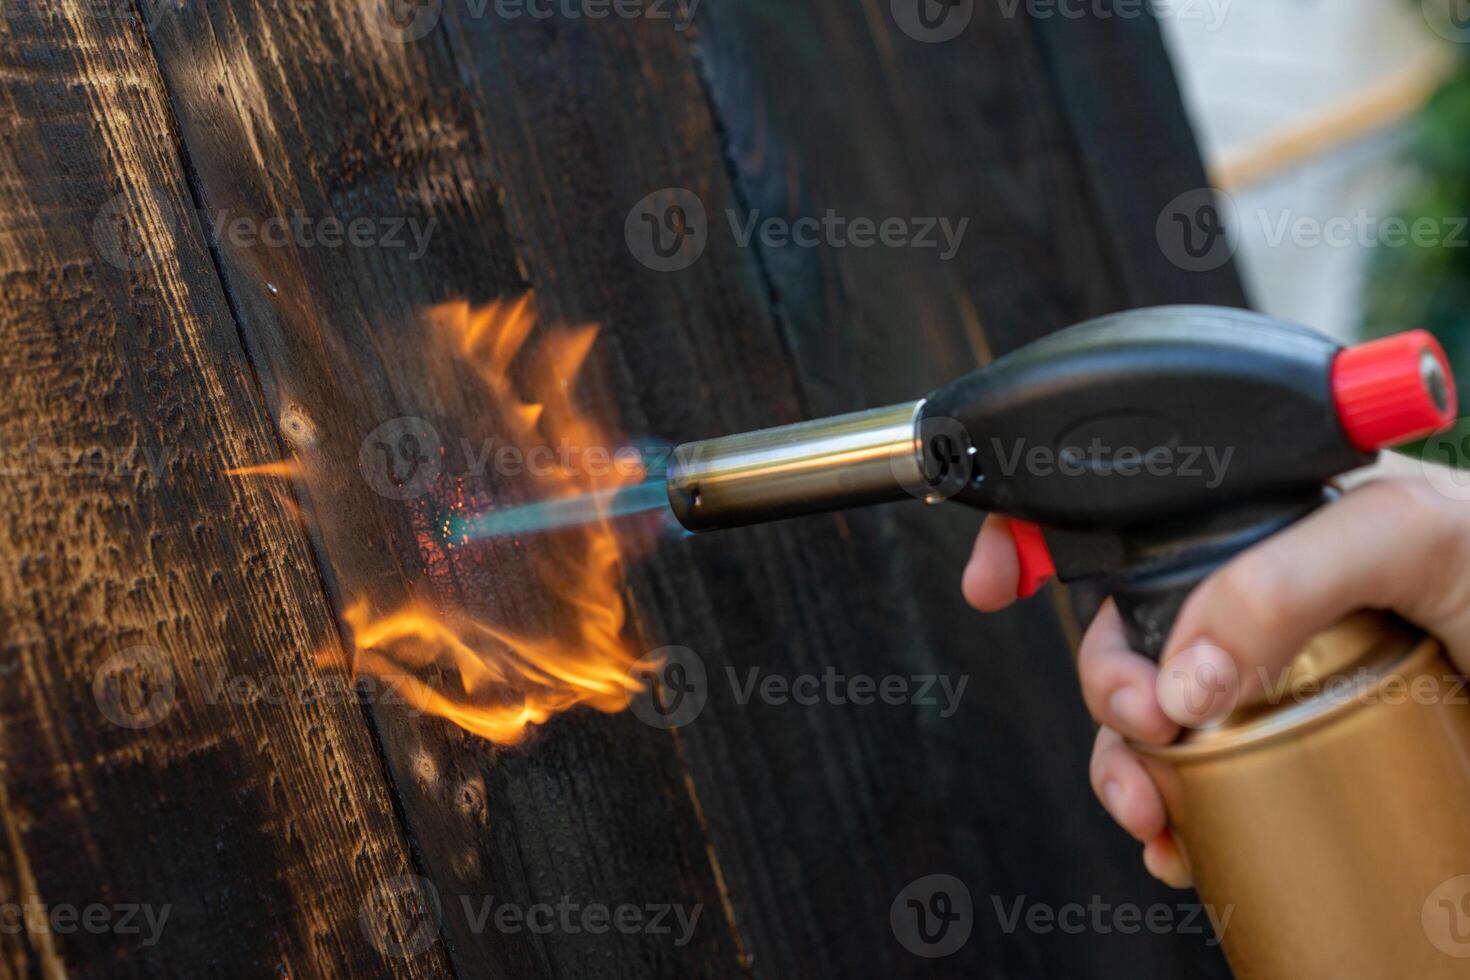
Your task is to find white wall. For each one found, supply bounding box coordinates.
[1159,0,1446,340]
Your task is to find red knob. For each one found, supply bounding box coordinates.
[1007,518,1056,599]
[1332,331,1457,451]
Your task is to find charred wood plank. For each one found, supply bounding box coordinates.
[0,3,453,978]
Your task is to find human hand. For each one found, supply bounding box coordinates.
[962,465,1470,887]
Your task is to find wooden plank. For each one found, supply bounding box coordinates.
[137,3,748,977]
[1028,3,1251,309]
[662,3,1237,977]
[0,3,454,979]
[134,3,1246,979]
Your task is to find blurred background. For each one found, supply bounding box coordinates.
[1160,0,1469,401]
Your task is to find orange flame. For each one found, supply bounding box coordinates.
[225,459,306,522]
[224,460,303,479]
[339,293,649,744]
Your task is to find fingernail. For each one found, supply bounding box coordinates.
[1102,780,1124,815]
[1156,640,1240,728]
[1144,839,1194,890]
[1108,687,1145,731]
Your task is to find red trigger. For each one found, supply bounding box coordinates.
[1007,518,1056,599]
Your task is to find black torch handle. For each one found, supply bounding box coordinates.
[1103,492,1328,659]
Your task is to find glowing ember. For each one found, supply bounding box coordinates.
[340,294,652,744]
[225,458,306,522]
[224,461,303,479]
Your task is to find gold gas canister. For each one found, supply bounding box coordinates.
[1134,613,1470,979]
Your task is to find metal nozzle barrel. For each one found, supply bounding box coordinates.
[666,401,928,532]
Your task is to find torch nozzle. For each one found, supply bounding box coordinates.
[666,401,929,532]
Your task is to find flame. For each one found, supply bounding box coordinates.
[339,293,649,744]
[224,460,303,479]
[225,458,306,522]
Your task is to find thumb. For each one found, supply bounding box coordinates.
[961,515,1021,611]
[1156,478,1470,727]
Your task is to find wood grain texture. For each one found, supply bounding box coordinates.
[138,2,748,976]
[3,0,1249,977]
[0,4,452,978]
[672,3,1235,977]
[1027,1,1251,309]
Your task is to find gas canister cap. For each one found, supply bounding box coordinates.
[1332,331,1457,451]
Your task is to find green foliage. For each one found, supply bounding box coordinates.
[1360,57,1470,458]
